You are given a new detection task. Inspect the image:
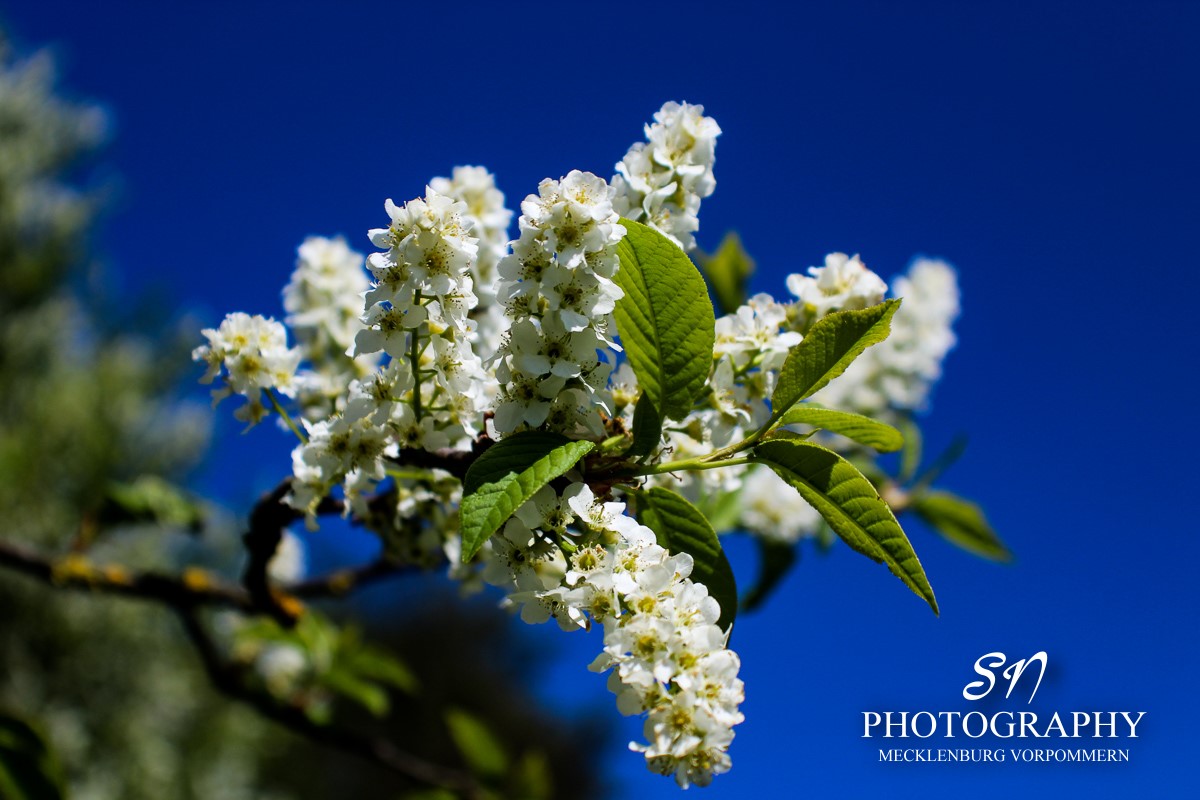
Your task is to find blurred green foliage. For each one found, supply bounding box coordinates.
[0,27,611,800]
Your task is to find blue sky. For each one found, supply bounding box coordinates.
[4,2,1199,797]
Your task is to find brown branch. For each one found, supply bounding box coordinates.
[0,536,252,610]
[176,608,483,799]
[241,481,345,625]
[242,479,305,625]
[251,438,492,604]
[237,444,480,616]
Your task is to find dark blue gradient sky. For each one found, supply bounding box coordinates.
[4,2,1198,797]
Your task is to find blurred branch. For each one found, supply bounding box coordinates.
[176,608,484,799]
[0,535,483,798]
[241,479,332,626]
[289,557,414,599]
[0,453,496,797]
[0,536,252,610]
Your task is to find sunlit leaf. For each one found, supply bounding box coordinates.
[777,406,903,452]
[460,433,594,561]
[753,439,938,614]
[772,300,900,418]
[613,219,716,420]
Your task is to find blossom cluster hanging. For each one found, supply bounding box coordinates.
[196,100,991,788]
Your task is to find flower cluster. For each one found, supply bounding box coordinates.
[356,187,489,447]
[493,170,625,437]
[652,292,802,503]
[428,166,513,359]
[786,252,889,333]
[193,99,973,790]
[287,378,397,522]
[283,235,378,418]
[810,258,959,418]
[613,101,721,251]
[286,189,490,522]
[356,188,479,357]
[285,236,371,358]
[192,313,300,426]
[480,483,745,788]
[428,167,511,310]
[738,466,823,543]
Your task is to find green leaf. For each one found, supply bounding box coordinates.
[636,488,738,630]
[911,434,969,493]
[777,406,904,452]
[740,537,797,613]
[401,790,458,800]
[0,712,65,800]
[510,750,553,800]
[695,231,755,315]
[321,668,391,716]
[445,707,508,778]
[99,475,205,532]
[613,218,716,420]
[771,300,900,418]
[897,415,923,483]
[753,439,938,614]
[815,520,836,552]
[341,645,419,694]
[697,489,742,534]
[912,490,1011,562]
[460,433,595,562]
[626,393,662,458]
[763,429,814,443]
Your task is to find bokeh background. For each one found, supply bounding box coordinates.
[2,1,1197,797]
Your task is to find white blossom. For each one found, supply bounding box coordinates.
[192,313,301,426]
[809,258,960,417]
[283,236,380,418]
[479,483,745,787]
[713,293,801,373]
[284,236,371,354]
[429,166,514,370]
[351,188,488,453]
[613,101,721,251]
[429,166,511,309]
[786,252,888,332]
[493,171,625,438]
[739,466,823,543]
[362,190,478,313]
[287,392,395,524]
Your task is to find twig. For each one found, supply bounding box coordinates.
[388,445,481,480]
